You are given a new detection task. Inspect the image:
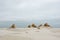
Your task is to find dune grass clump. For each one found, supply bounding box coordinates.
[44,23,50,27]
[10,24,16,29]
[32,24,37,28]
[28,24,37,28]
[28,25,31,28]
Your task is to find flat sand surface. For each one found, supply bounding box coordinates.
[0,28,60,40]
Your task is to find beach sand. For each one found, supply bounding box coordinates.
[0,28,60,40]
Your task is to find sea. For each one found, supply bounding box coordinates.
[0,19,60,28]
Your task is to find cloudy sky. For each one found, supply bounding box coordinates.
[0,0,60,21]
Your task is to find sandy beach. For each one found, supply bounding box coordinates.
[0,28,60,40]
[0,0,60,40]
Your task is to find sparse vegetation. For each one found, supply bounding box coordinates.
[10,24,16,28]
[31,24,37,28]
[28,25,31,28]
[44,23,50,27]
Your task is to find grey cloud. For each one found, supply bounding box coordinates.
[0,0,60,21]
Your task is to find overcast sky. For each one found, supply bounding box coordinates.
[0,0,60,21]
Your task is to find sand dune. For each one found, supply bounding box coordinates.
[0,28,60,40]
